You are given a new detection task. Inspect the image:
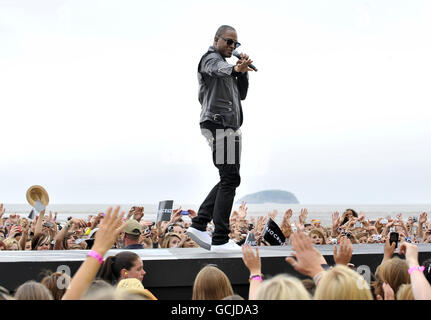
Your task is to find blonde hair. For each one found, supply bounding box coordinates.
[314,265,373,300]
[373,257,410,298]
[4,238,19,250]
[84,286,149,300]
[192,265,233,300]
[396,284,414,300]
[14,281,53,300]
[161,232,182,248]
[255,274,311,300]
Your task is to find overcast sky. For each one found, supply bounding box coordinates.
[1,0,430,205]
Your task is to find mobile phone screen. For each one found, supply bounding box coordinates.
[389,232,399,248]
[34,200,45,213]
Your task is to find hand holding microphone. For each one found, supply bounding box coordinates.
[233,50,258,72]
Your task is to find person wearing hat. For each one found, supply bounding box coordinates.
[123,219,144,249]
[116,278,157,300]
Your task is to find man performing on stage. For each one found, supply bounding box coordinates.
[187,25,254,251]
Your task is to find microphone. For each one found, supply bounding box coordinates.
[232,50,258,72]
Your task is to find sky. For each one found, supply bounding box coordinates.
[0,0,430,205]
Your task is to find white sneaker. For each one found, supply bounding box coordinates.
[210,239,241,252]
[187,227,212,250]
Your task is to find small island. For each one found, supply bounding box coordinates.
[236,189,299,204]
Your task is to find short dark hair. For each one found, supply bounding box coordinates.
[215,25,236,38]
[125,232,140,242]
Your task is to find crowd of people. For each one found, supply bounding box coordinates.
[1,203,431,252]
[0,202,431,300]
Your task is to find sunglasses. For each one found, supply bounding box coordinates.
[219,36,241,49]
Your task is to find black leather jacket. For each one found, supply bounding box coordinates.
[198,46,249,130]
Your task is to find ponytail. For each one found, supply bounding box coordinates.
[96,256,117,284]
[95,251,140,285]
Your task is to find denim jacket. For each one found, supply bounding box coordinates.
[198,46,249,130]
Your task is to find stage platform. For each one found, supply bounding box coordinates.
[1,244,431,299]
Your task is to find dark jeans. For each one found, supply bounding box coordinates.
[191,121,242,245]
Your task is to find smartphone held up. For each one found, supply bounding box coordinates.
[389,232,399,248]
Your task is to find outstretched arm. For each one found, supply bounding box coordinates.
[34,209,46,236]
[62,206,126,300]
[242,245,262,300]
[399,242,431,300]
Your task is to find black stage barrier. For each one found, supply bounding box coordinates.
[1,244,430,299]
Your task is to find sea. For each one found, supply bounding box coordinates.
[3,203,431,227]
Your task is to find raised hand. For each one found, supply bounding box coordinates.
[242,244,262,300]
[133,206,144,222]
[283,209,293,222]
[398,241,419,268]
[7,225,20,239]
[69,218,88,229]
[92,206,126,255]
[281,209,293,237]
[285,232,326,278]
[242,245,261,275]
[333,236,353,265]
[332,211,340,228]
[299,208,308,225]
[169,207,183,224]
[238,202,248,220]
[234,53,254,73]
[419,212,427,225]
[187,209,197,219]
[255,216,268,244]
[294,220,305,233]
[91,213,104,229]
[127,206,144,221]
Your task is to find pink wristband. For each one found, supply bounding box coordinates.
[249,275,263,283]
[87,250,104,265]
[408,266,425,274]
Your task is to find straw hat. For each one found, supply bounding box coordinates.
[26,185,50,207]
[116,278,157,300]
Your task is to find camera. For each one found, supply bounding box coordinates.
[343,232,352,239]
[373,234,382,241]
[43,221,54,228]
[331,238,338,244]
